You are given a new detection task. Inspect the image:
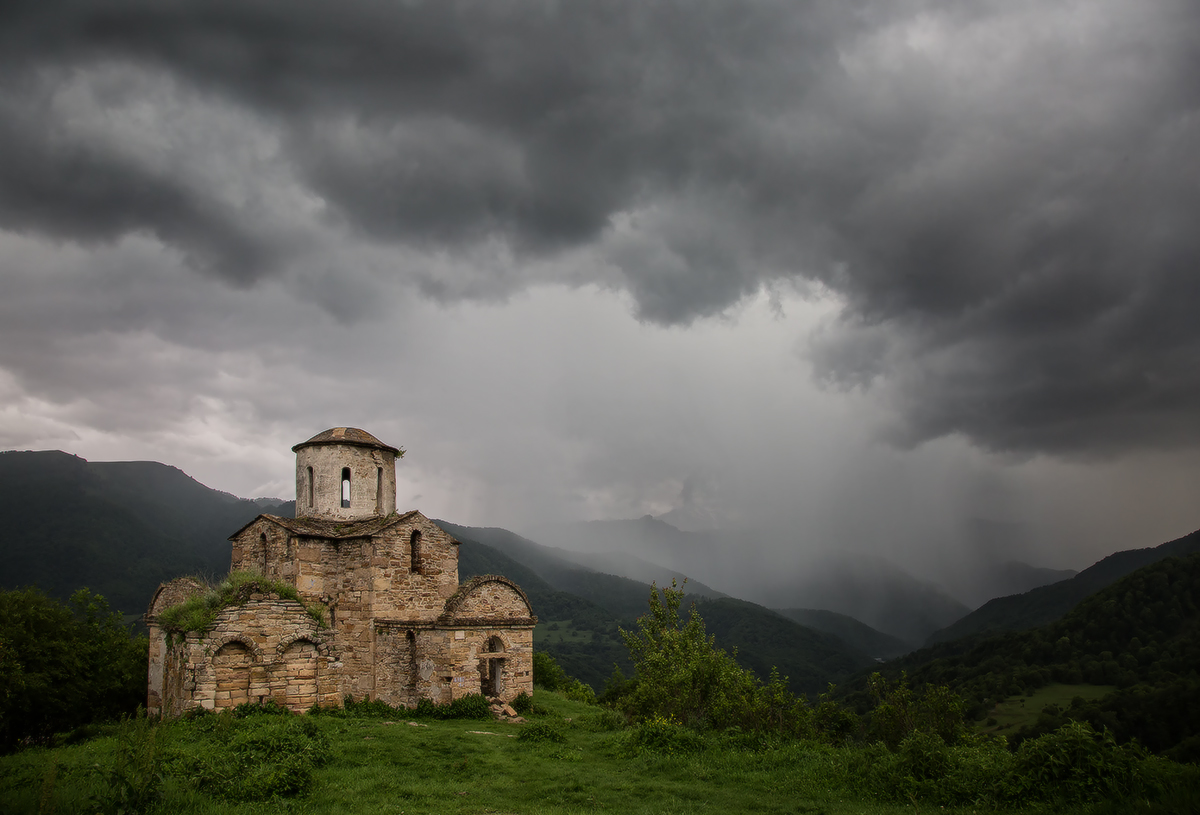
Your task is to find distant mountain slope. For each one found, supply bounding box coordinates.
[951,560,1079,609]
[436,521,724,619]
[696,598,876,696]
[0,450,281,615]
[448,522,876,696]
[776,608,913,659]
[767,559,972,645]
[926,527,1200,645]
[538,516,971,644]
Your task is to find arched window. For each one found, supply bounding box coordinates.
[259,532,269,575]
[306,467,314,508]
[375,467,383,514]
[410,530,422,574]
[341,467,351,508]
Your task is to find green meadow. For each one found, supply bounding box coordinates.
[978,684,1116,736]
[3,691,1196,815]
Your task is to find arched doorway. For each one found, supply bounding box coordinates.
[212,641,253,710]
[480,636,505,698]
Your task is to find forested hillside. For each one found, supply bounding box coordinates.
[927,527,1200,644]
[696,598,876,696]
[847,553,1200,759]
[0,451,280,616]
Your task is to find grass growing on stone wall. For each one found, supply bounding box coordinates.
[157,571,326,635]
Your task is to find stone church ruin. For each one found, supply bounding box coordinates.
[146,427,536,715]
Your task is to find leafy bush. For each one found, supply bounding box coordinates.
[615,580,857,742]
[532,650,568,690]
[232,698,292,718]
[517,721,567,744]
[867,672,967,749]
[168,713,331,802]
[622,714,707,756]
[618,580,762,730]
[812,687,860,744]
[157,571,326,634]
[1011,720,1142,804]
[93,712,167,815]
[510,691,549,716]
[861,720,1164,808]
[860,734,1018,807]
[532,652,596,704]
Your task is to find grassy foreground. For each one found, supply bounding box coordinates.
[1,692,1193,815]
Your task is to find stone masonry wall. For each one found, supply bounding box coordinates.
[295,444,397,521]
[165,599,339,714]
[370,520,459,619]
[146,577,204,715]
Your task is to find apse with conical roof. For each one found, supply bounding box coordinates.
[293,427,402,521]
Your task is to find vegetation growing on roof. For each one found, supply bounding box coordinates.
[156,571,327,635]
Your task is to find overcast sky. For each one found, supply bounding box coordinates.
[2,0,1198,588]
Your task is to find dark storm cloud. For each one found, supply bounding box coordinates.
[2,0,1199,456]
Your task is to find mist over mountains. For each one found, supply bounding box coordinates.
[5,447,1199,702]
[532,514,1075,644]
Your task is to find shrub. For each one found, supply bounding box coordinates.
[813,688,860,745]
[168,713,331,802]
[510,691,550,716]
[517,721,567,744]
[622,714,707,756]
[1011,720,1143,804]
[93,712,167,815]
[532,651,569,691]
[232,698,292,718]
[860,734,1018,807]
[532,652,596,704]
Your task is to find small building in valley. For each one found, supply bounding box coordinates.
[146,427,536,716]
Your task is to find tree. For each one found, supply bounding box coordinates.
[0,587,147,750]
[618,580,763,729]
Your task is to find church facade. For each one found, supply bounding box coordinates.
[146,428,536,716]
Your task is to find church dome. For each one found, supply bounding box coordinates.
[292,427,401,455]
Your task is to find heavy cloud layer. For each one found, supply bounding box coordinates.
[3,0,1198,457]
[1,0,1199,593]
